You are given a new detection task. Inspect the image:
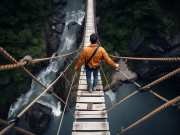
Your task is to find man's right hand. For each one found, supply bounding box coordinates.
[115,64,120,70]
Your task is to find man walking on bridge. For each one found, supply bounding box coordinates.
[75,33,119,92]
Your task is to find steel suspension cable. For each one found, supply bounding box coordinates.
[56,72,77,135]
[119,96,180,134]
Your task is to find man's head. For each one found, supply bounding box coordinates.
[90,33,97,44]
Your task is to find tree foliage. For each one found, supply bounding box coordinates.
[0,0,53,117]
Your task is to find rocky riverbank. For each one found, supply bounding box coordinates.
[0,0,68,120]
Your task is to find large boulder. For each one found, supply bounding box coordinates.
[26,103,52,134]
[104,60,137,91]
[53,0,67,5]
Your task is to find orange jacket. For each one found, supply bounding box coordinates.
[75,44,117,70]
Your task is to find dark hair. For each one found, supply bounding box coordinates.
[90,33,97,44]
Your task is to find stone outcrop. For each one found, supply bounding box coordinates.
[45,1,67,56]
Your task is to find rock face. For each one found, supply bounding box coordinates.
[26,103,52,134]
[45,1,67,56]
[104,60,137,91]
[129,30,180,79]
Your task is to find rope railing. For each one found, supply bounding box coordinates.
[0,47,72,108]
[0,0,179,134]
[0,61,73,135]
[31,49,80,64]
[0,47,54,88]
[0,61,27,71]
[100,66,113,92]
[141,68,180,90]
[0,47,80,71]
[119,96,180,134]
[107,70,169,112]
[0,118,36,135]
[56,72,77,135]
[110,55,180,62]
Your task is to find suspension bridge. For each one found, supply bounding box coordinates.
[0,0,180,135]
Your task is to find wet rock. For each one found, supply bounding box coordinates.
[104,60,137,91]
[148,44,165,53]
[165,45,180,56]
[26,103,52,134]
[168,33,180,46]
[45,0,67,56]
[46,32,60,56]
[115,60,137,81]
[0,76,10,85]
[53,0,67,5]
[128,28,144,51]
[55,23,64,33]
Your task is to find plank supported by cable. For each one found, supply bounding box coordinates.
[72,0,111,134]
[73,122,109,131]
[72,132,110,135]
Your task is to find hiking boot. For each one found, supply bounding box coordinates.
[88,88,92,93]
[92,85,97,91]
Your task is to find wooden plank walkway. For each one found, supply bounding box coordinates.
[72,0,111,135]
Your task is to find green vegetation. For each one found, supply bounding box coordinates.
[96,0,180,79]
[0,0,53,117]
[0,0,53,58]
[96,0,180,56]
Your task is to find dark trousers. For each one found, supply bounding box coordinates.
[85,66,99,90]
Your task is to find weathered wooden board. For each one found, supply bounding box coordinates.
[79,80,102,85]
[76,97,105,103]
[77,91,104,96]
[72,0,110,134]
[78,85,103,90]
[76,103,105,110]
[73,122,109,131]
[79,75,101,80]
[72,132,110,135]
[75,111,106,115]
[80,72,101,76]
[75,114,107,119]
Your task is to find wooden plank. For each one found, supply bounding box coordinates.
[79,80,102,85]
[72,131,110,135]
[79,75,101,80]
[78,85,103,90]
[76,97,105,103]
[78,85,87,90]
[80,72,86,76]
[77,91,104,96]
[75,103,105,110]
[75,111,106,115]
[80,72,101,76]
[75,114,107,119]
[73,122,109,131]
